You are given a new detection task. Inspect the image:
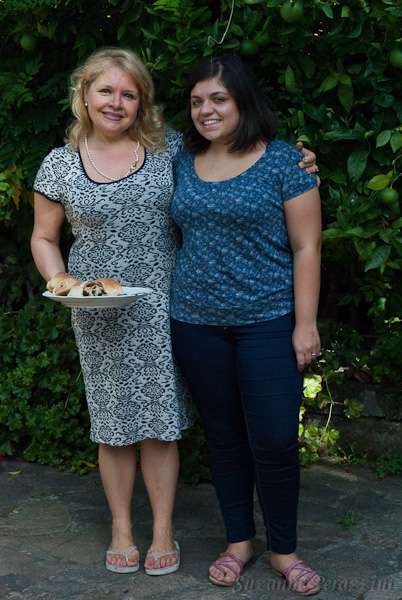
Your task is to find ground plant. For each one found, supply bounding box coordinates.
[375,451,402,479]
[1,0,401,478]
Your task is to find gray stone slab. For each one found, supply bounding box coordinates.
[0,457,401,600]
[0,498,71,537]
[0,558,67,592]
[34,524,109,564]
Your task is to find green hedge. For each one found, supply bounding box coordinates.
[1,0,402,477]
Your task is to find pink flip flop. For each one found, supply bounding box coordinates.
[209,552,246,587]
[272,559,321,596]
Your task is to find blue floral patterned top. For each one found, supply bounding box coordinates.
[171,139,318,326]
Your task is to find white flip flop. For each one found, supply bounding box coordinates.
[144,540,180,576]
[106,545,139,573]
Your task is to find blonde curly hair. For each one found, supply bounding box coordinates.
[65,47,166,153]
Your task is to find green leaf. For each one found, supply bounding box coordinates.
[299,56,315,79]
[327,171,347,184]
[117,24,127,40]
[243,6,259,35]
[141,28,159,40]
[284,65,298,94]
[303,375,322,399]
[390,132,402,153]
[321,4,334,18]
[338,83,354,114]
[322,228,347,240]
[338,295,354,306]
[348,24,362,38]
[323,129,360,141]
[374,93,395,108]
[347,147,367,181]
[316,74,339,94]
[339,74,352,85]
[367,174,391,190]
[303,103,326,123]
[163,38,180,47]
[296,134,311,144]
[345,227,365,238]
[365,246,392,271]
[230,23,244,36]
[376,130,392,148]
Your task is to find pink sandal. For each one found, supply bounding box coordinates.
[272,559,321,596]
[209,552,246,587]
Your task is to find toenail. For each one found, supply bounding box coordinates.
[147,562,152,566]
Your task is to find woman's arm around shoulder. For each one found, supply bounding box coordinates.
[31,192,67,282]
[284,186,322,372]
[295,141,320,184]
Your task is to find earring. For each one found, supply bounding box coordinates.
[85,102,88,107]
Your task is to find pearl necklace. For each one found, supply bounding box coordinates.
[84,136,140,181]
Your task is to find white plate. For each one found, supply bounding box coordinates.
[43,287,153,308]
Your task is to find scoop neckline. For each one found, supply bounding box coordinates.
[191,141,272,184]
[77,147,147,184]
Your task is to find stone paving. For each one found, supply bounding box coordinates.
[0,455,401,600]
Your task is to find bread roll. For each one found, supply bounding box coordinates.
[94,278,124,296]
[67,278,124,297]
[66,282,88,297]
[53,277,83,296]
[47,272,74,292]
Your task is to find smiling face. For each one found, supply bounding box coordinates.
[190,77,240,147]
[84,67,140,138]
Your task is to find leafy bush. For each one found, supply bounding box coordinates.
[0,297,98,474]
[1,0,402,476]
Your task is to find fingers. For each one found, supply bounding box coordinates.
[293,326,321,371]
[296,348,321,372]
[298,160,319,174]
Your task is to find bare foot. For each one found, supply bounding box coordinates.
[271,552,321,595]
[106,525,139,569]
[145,531,179,572]
[209,541,253,585]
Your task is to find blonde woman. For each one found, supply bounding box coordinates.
[31,48,191,575]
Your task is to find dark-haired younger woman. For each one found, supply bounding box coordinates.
[170,55,322,596]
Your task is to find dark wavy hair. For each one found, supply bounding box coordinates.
[182,55,278,154]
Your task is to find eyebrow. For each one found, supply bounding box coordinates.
[191,91,230,99]
[96,83,138,93]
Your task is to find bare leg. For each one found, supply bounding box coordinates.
[271,552,321,594]
[140,439,180,571]
[99,443,139,569]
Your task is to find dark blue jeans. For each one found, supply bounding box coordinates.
[170,313,303,554]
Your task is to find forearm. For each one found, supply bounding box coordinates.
[291,246,321,371]
[293,247,321,327]
[31,238,66,282]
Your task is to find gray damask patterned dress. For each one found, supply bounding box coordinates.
[34,129,193,445]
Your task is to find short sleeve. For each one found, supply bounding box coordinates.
[279,144,318,202]
[33,148,68,203]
